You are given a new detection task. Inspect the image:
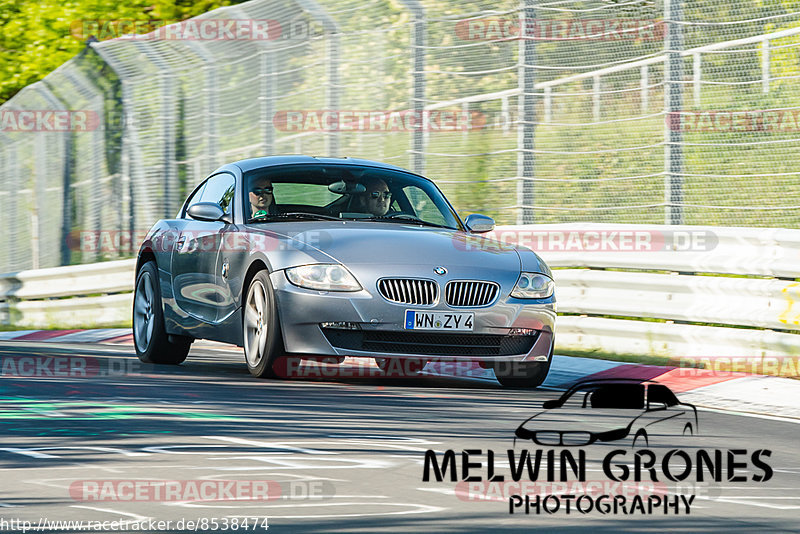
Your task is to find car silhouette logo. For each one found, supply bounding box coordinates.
[514,378,698,448]
[433,266,447,276]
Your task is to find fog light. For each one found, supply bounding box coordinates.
[321,322,361,330]
[508,328,536,336]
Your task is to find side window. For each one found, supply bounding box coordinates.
[182,182,207,218]
[201,173,236,214]
[648,385,679,407]
[402,185,447,225]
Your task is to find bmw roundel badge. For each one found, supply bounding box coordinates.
[433,266,447,276]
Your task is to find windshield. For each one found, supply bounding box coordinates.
[242,164,462,229]
[561,384,645,410]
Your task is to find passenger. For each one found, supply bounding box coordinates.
[249,177,276,218]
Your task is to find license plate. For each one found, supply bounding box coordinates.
[404,310,474,331]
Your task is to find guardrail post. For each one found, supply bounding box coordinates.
[664,0,684,225]
[517,0,536,224]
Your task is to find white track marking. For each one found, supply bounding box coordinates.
[205,436,335,455]
[70,505,151,521]
[0,448,58,458]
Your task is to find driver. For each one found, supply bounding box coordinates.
[249,176,276,218]
[354,177,391,216]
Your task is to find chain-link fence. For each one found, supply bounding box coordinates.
[1,0,799,272]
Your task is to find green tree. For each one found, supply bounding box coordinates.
[0,0,246,104]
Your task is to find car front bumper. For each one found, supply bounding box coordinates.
[270,271,556,362]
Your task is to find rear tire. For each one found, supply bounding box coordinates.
[493,358,551,388]
[243,270,284,378]
[633,429,649,448]
[133,261,191,364]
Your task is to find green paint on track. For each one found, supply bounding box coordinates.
[0,397,242,421]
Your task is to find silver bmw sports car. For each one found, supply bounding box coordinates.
[133,156,556,387]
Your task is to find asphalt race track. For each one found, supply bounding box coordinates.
[0,341,798,533]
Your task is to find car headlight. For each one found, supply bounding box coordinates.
[511,272,554,299]
[285,264,362,291]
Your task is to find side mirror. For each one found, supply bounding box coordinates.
[542,399,559,409]
[464,213,495,233]
[187,202,226,222]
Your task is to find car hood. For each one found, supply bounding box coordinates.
[244,221,528,273]
[518,408,643,434]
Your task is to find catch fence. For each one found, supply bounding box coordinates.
[1,0,799,272]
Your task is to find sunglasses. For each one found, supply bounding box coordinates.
[251,187,273,195]
[370,191,392,200]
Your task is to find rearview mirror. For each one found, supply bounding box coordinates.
[464,213,495,233]
[187,202,226,222]
[328,181,366,194]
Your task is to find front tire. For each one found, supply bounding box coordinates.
[632,429,649,448]
[243,270,284,378]
[133,261,191,364]
[493,358,551,388]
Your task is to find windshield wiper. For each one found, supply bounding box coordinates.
[363,214,454,229]
[248,212,342,223]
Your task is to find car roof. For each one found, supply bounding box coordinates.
[231,155,419,175]
[564,378,667,392]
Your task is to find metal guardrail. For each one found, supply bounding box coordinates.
[0,225,798,360]
[0,259,135,327]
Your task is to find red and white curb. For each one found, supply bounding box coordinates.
[1,329,799,419]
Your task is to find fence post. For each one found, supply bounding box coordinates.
[59,68,104,263]
[399,0,426,174]
[517,0,536,224]
[34,82,72,267]
[325,30,341,157]
[260,48,276,155]
[186,41,219,172]
[8,145,19,270]
[133,41,177,219]
[664,0,684,225]
[89,42,136,244]
[296,0,340,156]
